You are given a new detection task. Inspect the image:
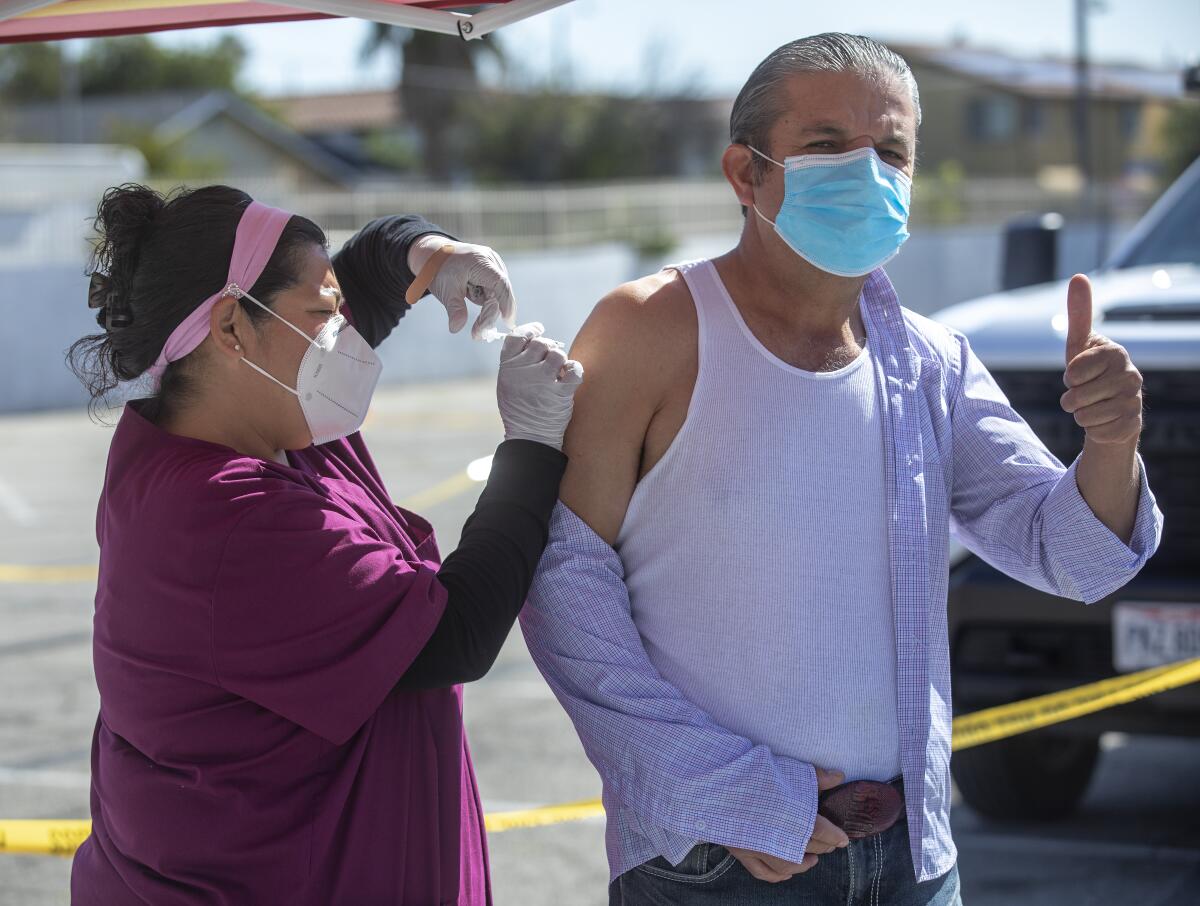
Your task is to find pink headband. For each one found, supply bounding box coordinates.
[147,200,294,386]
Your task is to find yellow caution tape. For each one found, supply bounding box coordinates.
[950,655,1200,751]
[484,797,606,833]
[0,564,98,584]
[0,821,91,856]
[4,656,1198,857]
[0,802,612,858]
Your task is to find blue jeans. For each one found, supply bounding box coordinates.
[608,819,962,906]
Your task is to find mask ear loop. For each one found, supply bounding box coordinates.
[746,145,784,168]
[226,282,319,347]
[750,203,777,228]
[744,147,785,227]
[225,282,309,398]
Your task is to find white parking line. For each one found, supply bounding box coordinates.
[0,475,35,525]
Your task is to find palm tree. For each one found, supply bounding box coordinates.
[360,21,504,181]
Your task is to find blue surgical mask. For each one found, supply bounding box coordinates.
[748,146,912,278]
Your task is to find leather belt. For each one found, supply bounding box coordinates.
[817,777,905,840]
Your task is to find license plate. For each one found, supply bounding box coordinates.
[1113,602,1200,672]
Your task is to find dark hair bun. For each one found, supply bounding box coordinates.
[89,184,166,331]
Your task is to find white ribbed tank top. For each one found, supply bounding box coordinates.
[615,259,901,782]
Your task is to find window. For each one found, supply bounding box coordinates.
[966,95,1018,142]
[1113,162,1200,269]
[1118,103,1141,141]
[1022,99,1046,139]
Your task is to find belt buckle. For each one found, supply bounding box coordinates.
[817,779,905,840]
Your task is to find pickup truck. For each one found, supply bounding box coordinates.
[933,155,1200,820]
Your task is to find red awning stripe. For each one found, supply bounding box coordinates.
[0,3,326,41]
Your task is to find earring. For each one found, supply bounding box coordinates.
[234,344,241,351]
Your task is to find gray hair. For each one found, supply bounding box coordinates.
[730,33,922,181]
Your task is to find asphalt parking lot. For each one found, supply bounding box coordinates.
[1,378,1197,905]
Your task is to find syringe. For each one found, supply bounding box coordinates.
[479,327,565,347]
[479,327,513,343]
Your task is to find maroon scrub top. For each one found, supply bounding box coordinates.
[71,401,490,905]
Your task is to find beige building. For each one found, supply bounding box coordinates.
[894,43,1190,187]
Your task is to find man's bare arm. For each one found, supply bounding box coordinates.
[559,273,693,543]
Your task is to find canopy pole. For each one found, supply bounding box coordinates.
[0,0,576,40]
[284,0,574,40]
[456,0,574,40]
[281,0,467,37]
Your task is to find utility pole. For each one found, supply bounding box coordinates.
[1074,0,1110,267]
[1072,0,1091,184]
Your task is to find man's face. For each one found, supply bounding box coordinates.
[751,69,918,217]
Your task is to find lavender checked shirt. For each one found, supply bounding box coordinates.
[519,267,1163,884]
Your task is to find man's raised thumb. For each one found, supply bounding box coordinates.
[1066,274,1093,365]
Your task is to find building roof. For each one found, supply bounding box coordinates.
[0,90,360,186]
[894,42,1187,101]
[267,90,402,133]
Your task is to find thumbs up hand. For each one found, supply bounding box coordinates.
[1059,274,1143,446]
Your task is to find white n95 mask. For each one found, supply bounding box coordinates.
[227,282,382,446]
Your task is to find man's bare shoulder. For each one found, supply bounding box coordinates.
[560,268,698,542]
[602,268,695,319]
[570,268,696,369]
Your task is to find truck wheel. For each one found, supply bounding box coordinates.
[950,730,1100,820]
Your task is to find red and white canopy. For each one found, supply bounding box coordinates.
[0,0,572,43]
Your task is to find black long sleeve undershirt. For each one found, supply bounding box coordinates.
[330,214,458,349]
[398,439,566,689]
[330,214,565,691]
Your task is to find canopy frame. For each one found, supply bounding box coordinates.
[280,0,572,39]
[0,0,573,42]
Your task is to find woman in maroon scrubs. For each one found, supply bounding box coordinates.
[68,184,581,905]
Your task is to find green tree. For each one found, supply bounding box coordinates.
[362,129,421,172]
[360,23,503,181]
[0,34,246,102]
[459,89,712,183]
[108,122,226,179]
[0,42,61,101]
[81,34,244,96]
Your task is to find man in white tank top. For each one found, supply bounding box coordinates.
[522,34,1160,906]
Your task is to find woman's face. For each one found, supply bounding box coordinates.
[239,244,344,451]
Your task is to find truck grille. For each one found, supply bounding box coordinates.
[989,369,1200,572]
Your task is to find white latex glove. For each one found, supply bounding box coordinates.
[497,322,584,451]
[407,235,517,339]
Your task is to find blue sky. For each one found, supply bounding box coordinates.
[151,0,1200,97]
